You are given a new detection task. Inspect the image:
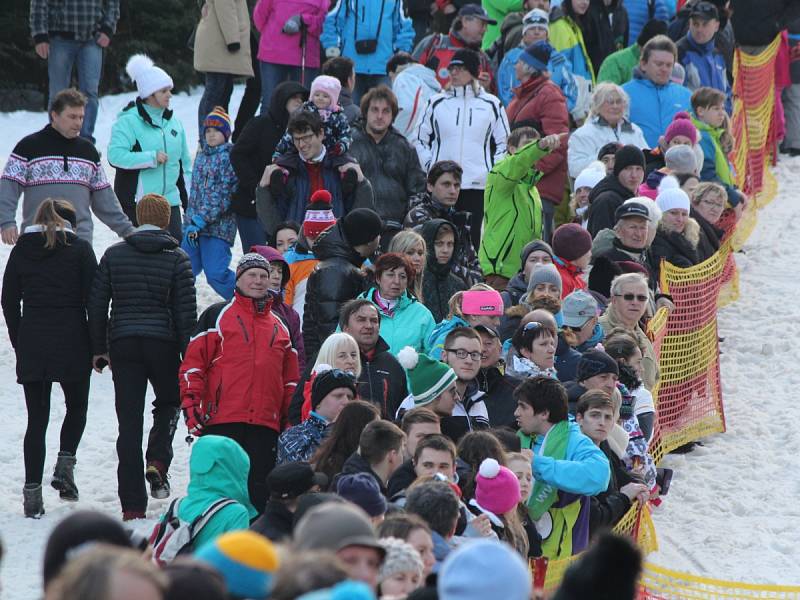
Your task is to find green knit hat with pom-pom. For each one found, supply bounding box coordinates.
[397,346,457,407]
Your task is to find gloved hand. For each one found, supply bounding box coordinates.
[182,398,206,436]
[183,225,201,248]
[325,47,341,58]
[282,14,303,34]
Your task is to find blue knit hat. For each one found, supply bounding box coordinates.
[195,530,280,599]
[438,540,531,600]
[519,41,553,72]
[335,472,387,517]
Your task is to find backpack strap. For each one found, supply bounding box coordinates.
[149,497,183,546]
[187,498,239,537]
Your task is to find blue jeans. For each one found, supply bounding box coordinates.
[259,62,319,115]
[181,235,235,300]
[48,37,103,142]
[235,214,267,253]
[198,73,234,139]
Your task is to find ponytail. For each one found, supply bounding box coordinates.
[33,198,77,249]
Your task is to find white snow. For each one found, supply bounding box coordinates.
[0,88,798,597]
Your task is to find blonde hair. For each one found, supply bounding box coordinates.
[589,83,629,118]
[388,230,426,301]
[313,332,362,378]
[447,283,494,319]
[691,181,727,206]
[33,198,76,250]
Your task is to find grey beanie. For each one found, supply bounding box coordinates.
[527,263,563,294]
[378,537,424,583]
[520,240,554,267]
[664,145,698,175]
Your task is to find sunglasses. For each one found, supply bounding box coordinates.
[524,321,543,332]
[614,293,648,302]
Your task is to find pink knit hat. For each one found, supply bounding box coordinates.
[461,290,503,316]
[310,75,341,111]
[664,111,698,145]
[475,458,521,515]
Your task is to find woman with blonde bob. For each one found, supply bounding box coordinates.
[289,332,362,424]
[2,199,97,518]
[388,230,426,301]
[567,83,648,178]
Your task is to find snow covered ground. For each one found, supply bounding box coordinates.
[0,88,797,597]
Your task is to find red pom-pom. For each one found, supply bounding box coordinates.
[309,189,332,207]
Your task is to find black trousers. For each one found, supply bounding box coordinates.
[23,379,89,485]
[110,337,180,512]
[203,423,279,514]
[232,31,262,142]
[456,188,486,251]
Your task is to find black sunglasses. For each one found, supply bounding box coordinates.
[615,293,648,302]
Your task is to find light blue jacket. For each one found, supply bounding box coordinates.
[426,315,469,360]
[622,70,692,147]
[532,421,610,496]
[358,287,436,355]
[497,46,578,109]
[625,0,672,46]
[321,0,415,76]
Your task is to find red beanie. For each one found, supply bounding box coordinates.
[303,190,336,239]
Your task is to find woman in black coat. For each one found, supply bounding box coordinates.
[648,190,700,282]
[1,199,97,518]
[690,182,727,262]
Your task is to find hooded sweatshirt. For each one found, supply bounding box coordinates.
[177,435,256,551]
[420,219,467,323]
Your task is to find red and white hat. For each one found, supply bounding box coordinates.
[303,190,336,239]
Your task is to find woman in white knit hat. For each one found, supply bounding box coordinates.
[648,175,700,281]
[108,54,192,240]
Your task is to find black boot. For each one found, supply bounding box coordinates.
[52,451,78,501]
[23,483,45,518]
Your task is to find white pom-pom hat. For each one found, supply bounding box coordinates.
[126,54,174,100]
[475,458,521,515]
[397,346,457,407]
[656,175,690,214]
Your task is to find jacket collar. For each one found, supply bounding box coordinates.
[132,97,174,126]
[233,290,274,314]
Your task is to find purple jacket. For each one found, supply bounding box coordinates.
[251,245,306,374]
[253,0,328,68]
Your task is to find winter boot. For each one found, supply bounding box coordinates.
[145,461,170,500]
[51,451,79,501]
[23,483,45,519]
[122,510,147,522]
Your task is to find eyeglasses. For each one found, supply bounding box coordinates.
[614,293,648,302]
[701,198,726,209]
[292,132,317,146]
[444,348,482,361]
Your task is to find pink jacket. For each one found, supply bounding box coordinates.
[253,0,328,68]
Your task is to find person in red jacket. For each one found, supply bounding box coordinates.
[506,41,570,243]
[180,252,300,512]
[551,223,592,298]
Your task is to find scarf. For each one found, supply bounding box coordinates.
[692,117,734,185]
[510,355,558,380]
[527,420,571,520]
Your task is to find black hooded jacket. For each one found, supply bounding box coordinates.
[586,174,636,238]
[691,207,724,262]
[87,229,197,355]
[420,218,467,323]
[302,221,368,363]
[585,0,629,75]
[230,81,309,217]
[2,230,97,383]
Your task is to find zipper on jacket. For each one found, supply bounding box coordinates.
[455,107,460,126]
[270,324,278,346]
[459,93,467,166]
[161,127,168,194]
[236,315,250,342]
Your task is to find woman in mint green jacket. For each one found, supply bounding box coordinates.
[108,54,192,239]
[358,253,436,355]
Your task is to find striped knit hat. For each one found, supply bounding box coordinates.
[195,530,280,599]
[203,106,232,141]
[303,190,336,238]
[397,346,457,407]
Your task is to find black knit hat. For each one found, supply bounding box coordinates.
[577,350,619,382]
[597,142,622,161]
[520,239,554,266]
[449,49,481,78]
[637,19,668,47]
[342,208,383,247]
[311,368,357,409]
[613,145,646,177]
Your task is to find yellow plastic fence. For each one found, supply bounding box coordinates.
[639,563,800,599]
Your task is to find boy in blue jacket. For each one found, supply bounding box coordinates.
[182,108,238,300]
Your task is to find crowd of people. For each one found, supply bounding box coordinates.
[2,0,799,598]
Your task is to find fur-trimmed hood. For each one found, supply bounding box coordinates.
[658,217,700,248]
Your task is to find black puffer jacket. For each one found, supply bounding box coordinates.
[357,337,409,420]
[2,231,97,383]
[302,222,368,363]
[691,207,724,263]
[348,122,426,227]
[230,81,309,217]
[420,218,467,323]
[647,222,699,282]
[586,174,636,238]
[477,366,521,429]
[88,228,197,355]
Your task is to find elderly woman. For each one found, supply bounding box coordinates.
[690,182,727,263]
[648,178,700,281]
[599,273,658,390]
[567,83,648,179]
[358,253,435,355]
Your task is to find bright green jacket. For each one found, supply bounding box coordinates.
[177,435,256,551]
[597,44,640,85]
[108,99,192,207]
[692,116,734,186]
[479,140,547,280]
[481,0,525,50]
[358,288,436,355]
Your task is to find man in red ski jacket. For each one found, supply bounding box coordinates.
[180,252,300,512]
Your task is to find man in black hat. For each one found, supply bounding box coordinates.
[586,145,646,237]
[250,462,327,541]
[413,4,497,92]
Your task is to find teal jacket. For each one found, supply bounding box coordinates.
[108,99,192,208]
[358,287,436,355]
[177,435,256,551]
[531,422,609,495]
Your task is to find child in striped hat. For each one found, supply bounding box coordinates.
[182,106,238,300]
